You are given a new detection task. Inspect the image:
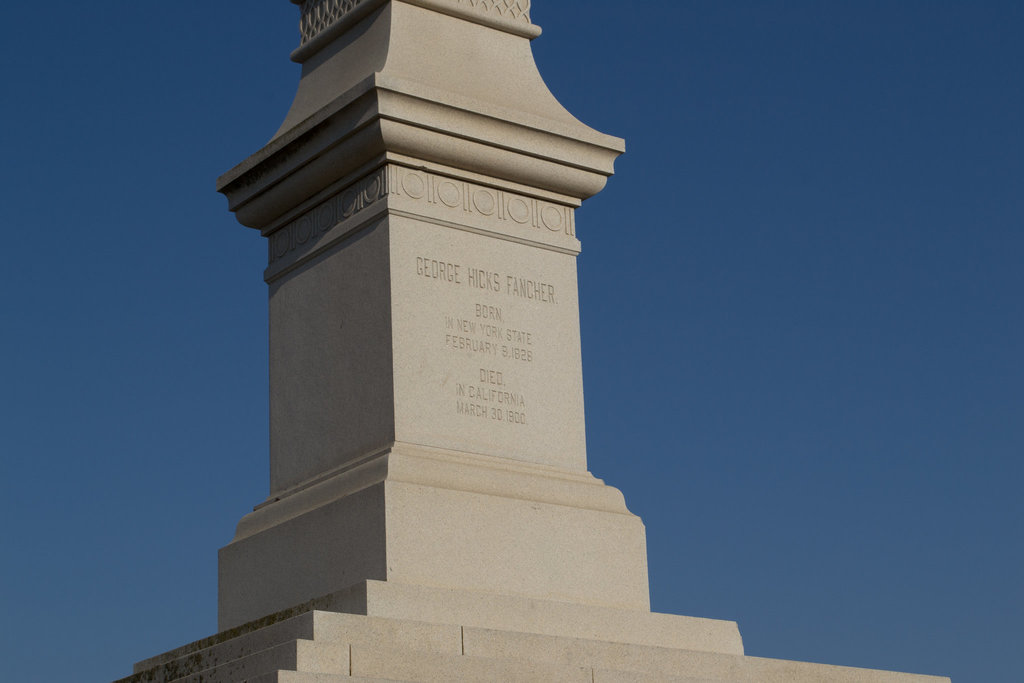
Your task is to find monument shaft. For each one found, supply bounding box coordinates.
[265,167,588,492]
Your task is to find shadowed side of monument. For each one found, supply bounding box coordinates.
[114,1,951,681]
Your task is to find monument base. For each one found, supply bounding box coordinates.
[219,443,652,631]
[118,582,949,682]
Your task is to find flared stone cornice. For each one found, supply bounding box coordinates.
[219,1,623,232]
[217,73,623,232]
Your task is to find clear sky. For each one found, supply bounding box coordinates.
[1,2,1020,682]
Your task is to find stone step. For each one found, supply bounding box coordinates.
[129,578,743,680]
[369,626,948,682]
[168,640,347,683]
[124,617,315,682]
[340,580,745,655]
[349,643,593,682]
[593,672,728,683]
[737,656,948,683]
[462,625,747,680]
[251,674,408,683]
[119,608,950,683]
[461,623,946,682]
[124,611,459,682]
[130,615,309,676]
[353,636,943,683]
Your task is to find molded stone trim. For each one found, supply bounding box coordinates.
[264,163,580,280]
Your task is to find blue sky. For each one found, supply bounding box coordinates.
[1,2,1020,681]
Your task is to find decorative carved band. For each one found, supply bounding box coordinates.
[296,0,532,46]
[269,167,389,263]
[298,0,370,45]
[454,0,531,24]
[388,165,572,235]
[268,165,574,265]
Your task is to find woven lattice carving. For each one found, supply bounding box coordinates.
[299,0,367,44]
[455,0,531,23]
[298,0,532,44]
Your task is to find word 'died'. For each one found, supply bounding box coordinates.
[455,371,529,426]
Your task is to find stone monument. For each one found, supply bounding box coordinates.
[116,1,950,680]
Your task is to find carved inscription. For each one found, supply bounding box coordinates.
[415,257,556,305]
[269,168,389,264]
[415,255,549,426]
[455,367,528,425]
[444,313,534,363]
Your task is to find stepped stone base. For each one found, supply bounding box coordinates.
[118,582,949,683]
[219,445,654,631]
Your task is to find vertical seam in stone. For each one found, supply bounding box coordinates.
[461,625,465,655]
[349,643,353,676]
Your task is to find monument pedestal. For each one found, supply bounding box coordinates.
[219,443,652,630]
